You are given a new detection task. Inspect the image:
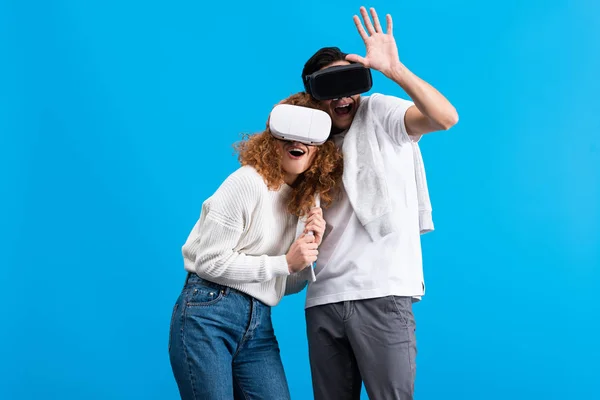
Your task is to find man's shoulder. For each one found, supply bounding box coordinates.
[363,93,413,110]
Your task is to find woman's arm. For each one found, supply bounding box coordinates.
[182,173,290,285]
[284,206,325,296]
[185,215,290,285]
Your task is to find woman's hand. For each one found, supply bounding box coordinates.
[304,207,326,245]
[286,234,319,273]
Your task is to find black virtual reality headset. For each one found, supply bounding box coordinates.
[304,63,373,101]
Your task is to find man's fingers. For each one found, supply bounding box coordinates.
[352,15,369,41]
[386,14,393,35]
[370,7,383,32]
[346,54,368,67]
[360,6,376,35]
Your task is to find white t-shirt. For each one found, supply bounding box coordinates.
[305,94,425,309]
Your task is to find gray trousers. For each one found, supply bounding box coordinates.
[305,296,417,400]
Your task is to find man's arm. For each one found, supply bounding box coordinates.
[387,65,458,136]
[346,6,459,136]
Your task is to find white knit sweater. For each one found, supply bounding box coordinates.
[182,165,308,306]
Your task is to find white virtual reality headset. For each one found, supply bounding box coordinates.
[269,104,332,145]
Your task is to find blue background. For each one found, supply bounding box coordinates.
[1,0,599,399]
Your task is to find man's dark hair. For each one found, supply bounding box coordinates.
[301,47,349,93]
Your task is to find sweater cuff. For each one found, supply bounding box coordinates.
[271,255,291,277]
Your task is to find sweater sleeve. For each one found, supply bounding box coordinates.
[182,172,290,285]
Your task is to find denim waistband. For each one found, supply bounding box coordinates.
[184,273,236,296]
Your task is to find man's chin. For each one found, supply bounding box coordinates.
[331,126,347,135]
[332,121,352,133]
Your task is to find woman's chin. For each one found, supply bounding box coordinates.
[283,163,308,175]
[283,167,309,183]
[284,169,303,177]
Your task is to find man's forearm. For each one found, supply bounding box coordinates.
[386,63,459,133]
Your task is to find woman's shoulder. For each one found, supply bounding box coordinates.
[231,165,263,179]
[227,166,267,187]
[216,166,269,199]
[201,166,268,216]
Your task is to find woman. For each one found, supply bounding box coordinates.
[168,92,343,400]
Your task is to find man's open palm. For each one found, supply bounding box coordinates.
[346,7,401,76]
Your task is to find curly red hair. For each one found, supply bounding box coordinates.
[234,92,343,217]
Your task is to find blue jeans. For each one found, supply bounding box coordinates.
[168,273,291,400]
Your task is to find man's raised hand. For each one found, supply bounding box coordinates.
[345,6,402,78]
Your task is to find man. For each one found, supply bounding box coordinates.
[300,6,459,400]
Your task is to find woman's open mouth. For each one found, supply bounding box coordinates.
[286,145,307,160]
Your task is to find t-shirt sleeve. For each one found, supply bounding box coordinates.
[369,93,419,145]
[182,172,290,285]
